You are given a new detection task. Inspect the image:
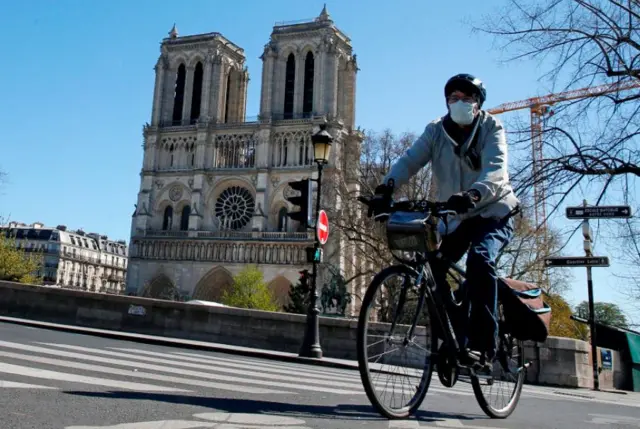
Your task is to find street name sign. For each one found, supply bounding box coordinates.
[566,205,632,219]
[544,256,610,267]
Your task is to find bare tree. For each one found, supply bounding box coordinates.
[496,197,574,295]
[323,129,433,292]
[471,0,640,304]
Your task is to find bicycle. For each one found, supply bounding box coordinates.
[355,194,529,420]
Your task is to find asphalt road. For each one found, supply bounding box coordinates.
[0,322,639,429]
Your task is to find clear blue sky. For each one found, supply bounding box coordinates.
[1,0,638,323]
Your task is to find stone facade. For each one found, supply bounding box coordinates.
[1,221,128,293]
[126,6,363,312]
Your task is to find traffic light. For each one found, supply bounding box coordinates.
[286,178,313,229]
[299,269,310,291]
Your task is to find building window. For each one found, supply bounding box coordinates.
[180,205,191,231]
[162,206,173,230]
[303,51,314,116]
[172,63,186,125]
[214,186,255,231]
[190,62,203,123]
[283,54,295,119]
[277,207,288,232]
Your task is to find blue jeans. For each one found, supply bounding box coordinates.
[433,213,515,358]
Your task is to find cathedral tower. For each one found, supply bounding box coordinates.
[127,7,362,316]
[151,24,249,128]
[259,5,358,128]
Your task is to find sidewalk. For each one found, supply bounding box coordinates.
[0,315,360,371]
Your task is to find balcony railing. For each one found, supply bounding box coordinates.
[153,113,327,130]
[136,229,313,241]
[156,116,261,129]
[130,237,310,265]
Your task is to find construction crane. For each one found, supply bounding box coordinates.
[487,80,640,231]
[486,79,640,286]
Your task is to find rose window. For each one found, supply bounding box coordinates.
[214,186,255,230]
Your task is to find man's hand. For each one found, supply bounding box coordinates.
[367,182,394,220]
[447,190,480,214]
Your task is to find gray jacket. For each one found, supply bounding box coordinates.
[383,111,520,230]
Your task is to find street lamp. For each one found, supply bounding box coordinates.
[312,124,333,164]
[299,123,333,359]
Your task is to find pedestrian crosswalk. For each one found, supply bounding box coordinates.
[0,338,637,410]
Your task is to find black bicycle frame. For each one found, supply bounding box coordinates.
[397,248,469,358]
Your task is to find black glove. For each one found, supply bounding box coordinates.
[368,182,394,220]
[447,190,480,214]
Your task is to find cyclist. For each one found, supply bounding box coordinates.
[368,73,520,370]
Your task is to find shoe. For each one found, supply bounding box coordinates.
[459,349,493,374]
[458,348,482,367]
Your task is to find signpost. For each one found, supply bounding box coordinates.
[544,257,610,267]
[566,205,632,219]
[545,200,632,391]
[317,210,329,245]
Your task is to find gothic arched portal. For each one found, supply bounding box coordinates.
[192,267,234,302]
[268,275,293,310]
[142,274,178,300]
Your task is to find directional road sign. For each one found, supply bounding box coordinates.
[544,256,610,267]
[566,205,632,219]
[317,209,329,245]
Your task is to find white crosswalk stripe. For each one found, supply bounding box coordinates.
[0,379,57,389]
[0,361,189,393]
[0,340,368,396]
[0,338,637,410]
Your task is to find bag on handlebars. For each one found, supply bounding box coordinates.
[497,277,552,343]
[385,211,441,253]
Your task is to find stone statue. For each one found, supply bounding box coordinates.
[320,270,352,316]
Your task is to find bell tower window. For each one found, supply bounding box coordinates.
[172,64,186,125]
[190,62,203,123]
[283,54,295,119]
[303,52,314,117]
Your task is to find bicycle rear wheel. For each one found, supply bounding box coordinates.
[357,264,438,419]
[470,325,526,418]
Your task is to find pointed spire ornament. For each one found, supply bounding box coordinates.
[318,4,331,22]
[168,23,178,39]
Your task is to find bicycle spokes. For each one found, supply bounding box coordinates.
[473,335,523,411]
[360,269,434,416]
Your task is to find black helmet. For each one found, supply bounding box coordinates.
[444,73,486,107]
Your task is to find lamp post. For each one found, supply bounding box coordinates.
[299,123,333,359]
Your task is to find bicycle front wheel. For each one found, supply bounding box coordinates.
[357,264,438,419]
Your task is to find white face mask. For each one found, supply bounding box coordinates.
[449,101,476,125]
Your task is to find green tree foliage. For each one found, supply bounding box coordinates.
[0,235,43,284]
[544,293,585,340]
[284,278,308,314]
[574,301,629,330]
[220,265,278,311]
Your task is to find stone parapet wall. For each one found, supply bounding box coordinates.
[0,280,630,390]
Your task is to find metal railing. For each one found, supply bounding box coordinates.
[157,116,261,128]
[154,112,327,129]
[274,17,318,26]
[136,229,313,241]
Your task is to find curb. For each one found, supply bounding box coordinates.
[0,315,360,372]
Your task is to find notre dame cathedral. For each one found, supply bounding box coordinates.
[126,6,363,315]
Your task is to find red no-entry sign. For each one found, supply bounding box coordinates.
[317,209,329,245]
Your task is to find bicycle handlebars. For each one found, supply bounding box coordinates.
[357,195,457,218]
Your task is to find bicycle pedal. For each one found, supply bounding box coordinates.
[472,370,494,384]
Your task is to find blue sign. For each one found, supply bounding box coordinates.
[601,349,613,370]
